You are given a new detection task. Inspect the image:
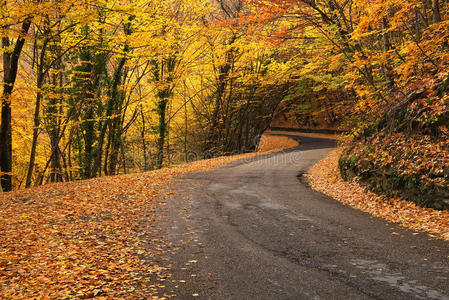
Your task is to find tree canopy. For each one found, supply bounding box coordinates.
[1,0,448,191]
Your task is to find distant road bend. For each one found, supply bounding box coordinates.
[164,133,449,300]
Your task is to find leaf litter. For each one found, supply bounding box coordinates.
[0,135,298,298]
[305,148,449,241]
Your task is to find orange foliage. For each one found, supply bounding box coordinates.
[256,134,300,152]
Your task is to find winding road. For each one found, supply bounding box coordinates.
[162,133,449,300]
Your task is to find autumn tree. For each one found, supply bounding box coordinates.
[0,1,35,191]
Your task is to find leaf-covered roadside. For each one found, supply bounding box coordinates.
[306,149,449,241]
[256,134,299,152]
[0,135,298,298]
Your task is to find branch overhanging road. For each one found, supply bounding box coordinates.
[162,133,449,300]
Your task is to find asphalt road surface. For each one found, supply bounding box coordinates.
[162,133,449,300]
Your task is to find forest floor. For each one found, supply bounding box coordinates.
[0,134,298,298]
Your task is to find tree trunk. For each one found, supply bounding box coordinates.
[156,97,168,169]
[107,67,129,175]
[48,46,64,183]
[26,33,49,188]
[92,19,132,177]
[25,75,44,188]
[108,114,123,175]
[0,97,12,191]
[92,46,128,177]
[421,0,429,27]
[68,136,73,181]
[184,92,188,161]
[83,103,95,178]
[207,42,234,150]
[0,20,31,191]
[381,17,395,91]
[120,139,127,174]
[432,0,441,23]
[140,105,149,170]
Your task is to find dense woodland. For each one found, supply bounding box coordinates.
[1,0,449,196]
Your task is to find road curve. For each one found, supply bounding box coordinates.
[162,134,449,300]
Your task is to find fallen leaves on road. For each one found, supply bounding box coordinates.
[306,148,449,241]
[0,134,297,298]
[257,134,300,152]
